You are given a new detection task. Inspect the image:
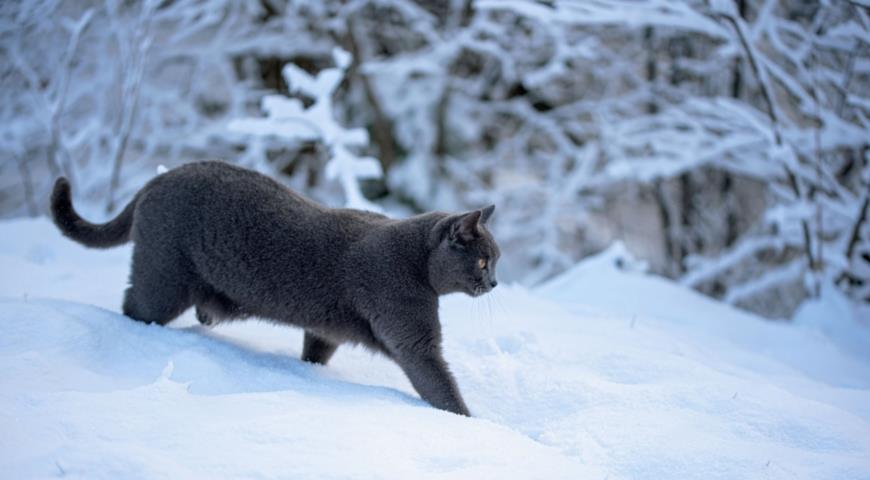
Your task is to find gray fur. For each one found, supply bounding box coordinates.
[50,161,501,416]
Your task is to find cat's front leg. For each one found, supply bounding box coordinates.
[365,296,470,415]
[195,306,216,326]
[195,291,248,326]
[393,349,470,416]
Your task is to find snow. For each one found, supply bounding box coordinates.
[2,219,870,479]
[228,47,384,213]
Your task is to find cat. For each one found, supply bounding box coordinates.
[50,161,500,416]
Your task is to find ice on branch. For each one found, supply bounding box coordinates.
[230,48,383,212]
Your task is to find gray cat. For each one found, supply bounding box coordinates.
[50,161,500,416]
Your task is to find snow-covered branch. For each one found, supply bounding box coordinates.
[230,48,383,212]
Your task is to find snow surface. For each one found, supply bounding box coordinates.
[1,218,869,479]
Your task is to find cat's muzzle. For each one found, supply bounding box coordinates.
[471,280,498,297]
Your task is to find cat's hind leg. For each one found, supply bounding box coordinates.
[122,248,192,326]
[302,332,338,365]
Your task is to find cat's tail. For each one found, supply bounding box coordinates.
[50,178,138,249]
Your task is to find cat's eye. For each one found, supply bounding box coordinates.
[478,258,487,269]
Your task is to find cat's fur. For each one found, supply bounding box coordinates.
[50,161,500,416]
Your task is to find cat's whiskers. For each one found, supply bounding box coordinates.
[490,289,511,320]
[486,296,495,330]
[495,290,509,316]
[474,295,491,336]
[469,295,481,335]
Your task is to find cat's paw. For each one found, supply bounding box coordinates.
[195,307,215,326]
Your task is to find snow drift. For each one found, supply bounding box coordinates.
[1,218,869,479]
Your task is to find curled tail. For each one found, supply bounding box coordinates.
[50,178,137,248]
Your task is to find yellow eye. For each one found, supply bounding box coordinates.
[478,258,487,269]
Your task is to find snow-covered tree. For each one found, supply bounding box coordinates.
[1,0,867,319]
[229,47,383,211]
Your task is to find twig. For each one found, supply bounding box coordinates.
[835,191,869,287]
[49,9,96,184]
[716,4,817,281]
[106,0,156,212]
[845,194,870,261]
[341,17,397,174]
[17,155,38,216]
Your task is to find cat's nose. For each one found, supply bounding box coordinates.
[490,280,498,288]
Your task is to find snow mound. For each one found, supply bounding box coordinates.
[2,219,870,479]
[0,298,588,479]
[538,243,870,388]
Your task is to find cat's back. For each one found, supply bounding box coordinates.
[133,161,383,284]
[133,163,325,259]
[146,161,314,214]
[134,161,333,236]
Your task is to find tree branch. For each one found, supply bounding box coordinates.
[716,4,817,279]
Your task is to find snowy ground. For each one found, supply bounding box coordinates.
[2,217,869,479]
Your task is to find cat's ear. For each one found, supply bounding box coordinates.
[449,210,482,246]
[480,204,495,224]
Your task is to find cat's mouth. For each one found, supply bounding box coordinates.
[470,284,493,297]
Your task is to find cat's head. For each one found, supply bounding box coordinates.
[428,205,500,297]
